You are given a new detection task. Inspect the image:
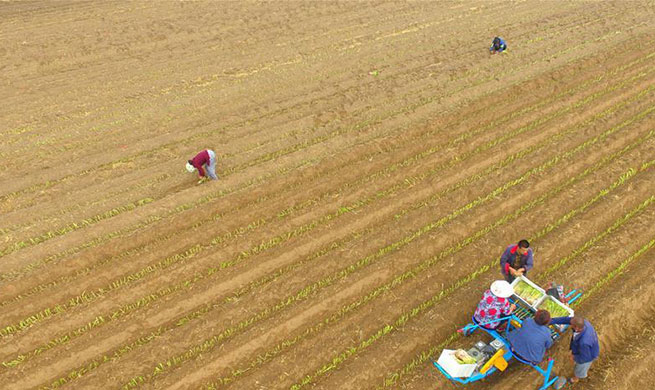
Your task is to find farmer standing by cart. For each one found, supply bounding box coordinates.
[552,316,599,388]
[186,149,218,184]
[500,239,534,283]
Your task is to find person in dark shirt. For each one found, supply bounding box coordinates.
[551,316,599,387]
[490,37,508,54]
[186,149,218,184]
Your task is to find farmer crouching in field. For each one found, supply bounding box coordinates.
[186,149,218,184]
[551,316,599,388]
[471,280,516,332]
[507,309,553,365]
[500,239,534,283]
[489,36,507,54]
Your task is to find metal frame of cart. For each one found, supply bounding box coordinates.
[433,288,582,389]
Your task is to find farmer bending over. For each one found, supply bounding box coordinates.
[186,149,218,184]
[490,37,507,54]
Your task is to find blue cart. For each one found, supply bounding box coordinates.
[433,287,582,389]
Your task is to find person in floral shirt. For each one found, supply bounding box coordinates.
[473,280,516,330]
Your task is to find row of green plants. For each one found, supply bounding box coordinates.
[11,24,652,390]
[5,56,650,316]
[0,156,316,281]
[3,171,171,237]
[0,198,154,258]
[378,195,655,389]
[119,108,655,389]
[293,164,655,390]
[255,142,655,389]
[3,81,652,384]
[5,82,647,352]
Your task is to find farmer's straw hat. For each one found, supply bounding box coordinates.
[490,280,514,298]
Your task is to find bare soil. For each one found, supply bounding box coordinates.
[1,1,654,390]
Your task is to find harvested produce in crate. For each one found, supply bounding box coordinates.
[538,298,570,317]
[454,349,476,364]
[513,280,543,304]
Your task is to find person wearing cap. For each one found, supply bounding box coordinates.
[500,239,534,283]
[186,149,218,184]
[551,316,599,387]
[507,309,553,364]
[472,280,516,331]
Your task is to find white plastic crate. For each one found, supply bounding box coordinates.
[510,275,545,308]
[436,349,477,378]
[535,295,574,331]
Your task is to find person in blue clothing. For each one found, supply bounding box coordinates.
[490,37,507,54]
[507,310,553,364]
[551,316,599,387]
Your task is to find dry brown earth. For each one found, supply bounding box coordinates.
[1,1,654,390]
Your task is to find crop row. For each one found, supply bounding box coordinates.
[377,174,655,388]
[0,198,154,258]
[3,36,650,263]
[0,156,317,281]
[2,15,640,219]
[14,25,652,390]
[1,171,172,237]
[29,88,647,389]
[291,164,655,390]
[5,55,651,315]
[574,236,655,308]
[119,110,655,389]
[205,167,634,389]
[5,85,649,352]
[3,82,652,384]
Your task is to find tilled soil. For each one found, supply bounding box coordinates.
[1,1,654,390]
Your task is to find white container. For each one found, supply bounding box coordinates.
[535,295,574,331]
[510,275,546,308]
[437,349,477,378]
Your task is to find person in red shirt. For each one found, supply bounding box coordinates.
[186,149,218,184]
[500,239,534,283]
[473,280,516,331]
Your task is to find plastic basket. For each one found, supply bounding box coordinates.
[535,295,574,331]
[510,275,545,308]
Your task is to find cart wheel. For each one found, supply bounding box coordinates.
[553,377,567,389]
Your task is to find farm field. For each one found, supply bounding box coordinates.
[1,1,655,389]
